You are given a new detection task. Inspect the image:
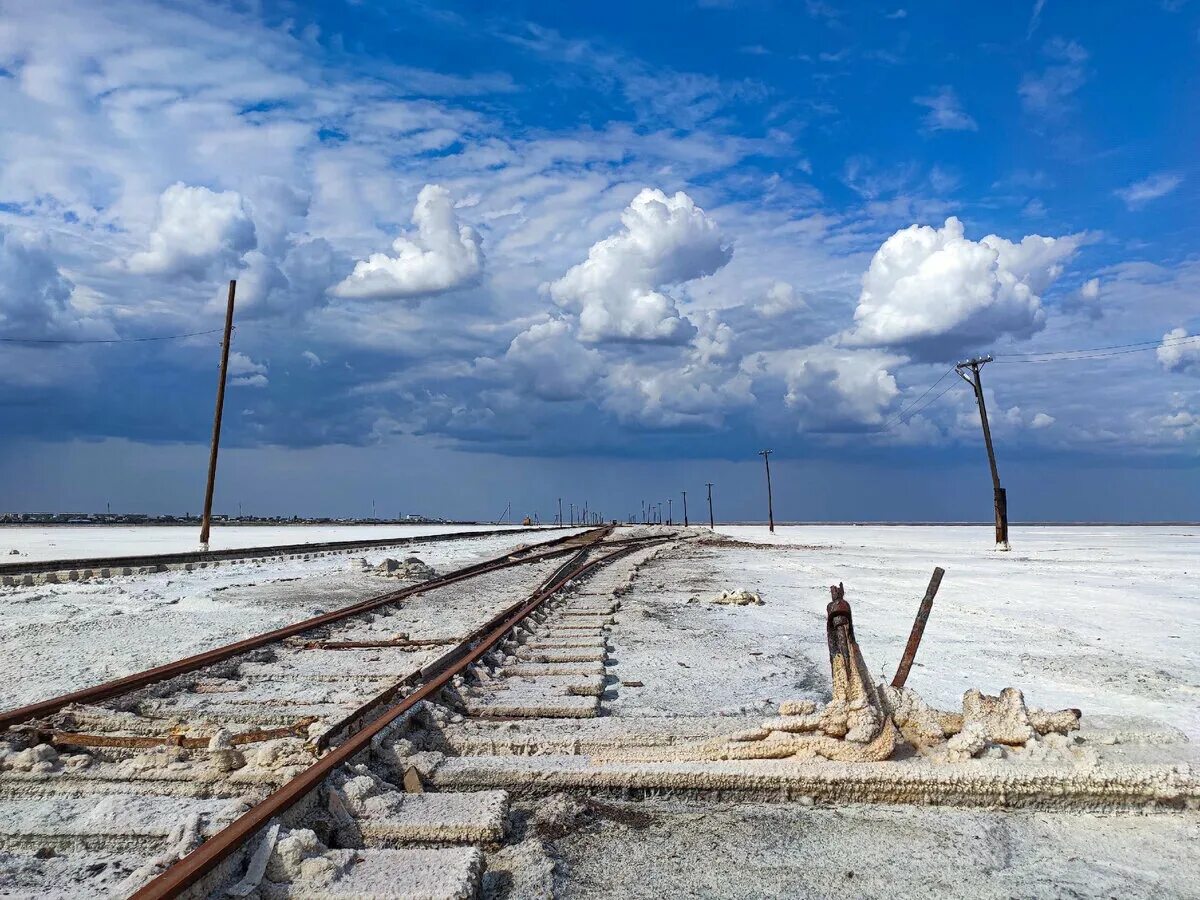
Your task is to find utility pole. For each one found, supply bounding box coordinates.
[681,490,688,526]
[955,355,1010,550]
[758,449,775,533]
[570,503,574,526]
[641,500,646,524]
[705,482,715,530]
[199,279,237,551]
[657,502,662,524]
[558,497,562,526]
[668,498,673,525]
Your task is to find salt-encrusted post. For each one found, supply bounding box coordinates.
[705,482,715,529]
[681,490,688,526]
[199,279,236,551]
[955,355,1010,550]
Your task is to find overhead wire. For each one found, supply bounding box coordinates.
[877,327,1199,431]
[0,327,227,345]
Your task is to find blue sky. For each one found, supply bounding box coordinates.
[0,0,1198,522]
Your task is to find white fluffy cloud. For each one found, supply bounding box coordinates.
[759,281,807,317]
[228,239,339,319]
[743,345,902,430]
[546,188,732,344]
[1157,327,1200,373]
[843,216,1083,358]
[602,360,753,428]
[228,351,268,387]
[499,319,603,401]
[332,185,483,300]
[128,183,256,279]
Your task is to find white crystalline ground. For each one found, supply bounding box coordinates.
[0,530,580,710]
[0,523,536,563]
[701,525,1200,740]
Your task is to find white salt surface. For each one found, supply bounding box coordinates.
[701,525,1200,739]
[0,530,582,710]
[0,523,536,563]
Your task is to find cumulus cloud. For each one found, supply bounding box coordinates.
[913,86,977,132]
[842,216,1084,359]
[759,281,808,317]
[499,319,603,401]
[1061,276,1102,319]
[228,351,268,387]
[1115,172,1183,209]
[0,227,86,340]
[601,361,753,429]
[1031,412,1055,429]
[545,188,732,344]
[302,350,323,367]
[1157,327,1200,373]
[743,345,902,431]
[128,183,257,279]
[332,185,483,300]
[228,239,340,319]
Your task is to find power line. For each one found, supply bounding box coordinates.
[878,379,960,432]
[879,328,1200,430]
[992,334,1200,364]
[0,327,227,345]
[992,331,1200,360]
[879,366,954,430]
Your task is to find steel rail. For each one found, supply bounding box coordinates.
[130,536,669,900]
[313,530,677,752]
[0,527,609,732]
[0,525,568,578]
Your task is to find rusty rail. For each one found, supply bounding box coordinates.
[0,527,610,732]
[129,535,666,900]
[0,525,569,579]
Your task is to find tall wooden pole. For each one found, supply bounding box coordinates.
[681,490,688,526]
[199,280,237,551]
[706,482,715,529]
[668,498,672,525]
[956,356,1009,550]
[759,449,775,533]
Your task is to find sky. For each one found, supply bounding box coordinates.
[0,0,1198,523]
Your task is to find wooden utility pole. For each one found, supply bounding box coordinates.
[558,497,562,526]
[955,355,1010,550]
[199,280,237,551]
[668,498,673,525]
[705,482,715,529]
[681,490,688,526]
[758,449,775,533]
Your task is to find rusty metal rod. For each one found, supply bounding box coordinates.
[129,537,657,900]
[0,528,611,732]
[890,566,945,689]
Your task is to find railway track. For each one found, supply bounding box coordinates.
[0,525,684,898]
[0,525,563,585]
